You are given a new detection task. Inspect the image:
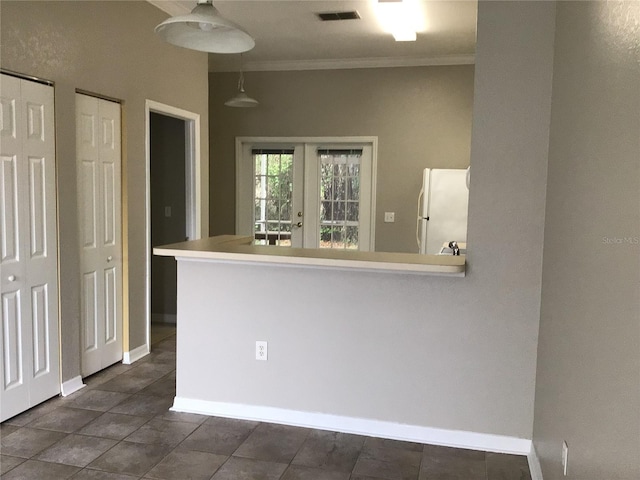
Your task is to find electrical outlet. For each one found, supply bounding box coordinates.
[562,440,568,476]
[256,341,268,361]
[384,212,395,223]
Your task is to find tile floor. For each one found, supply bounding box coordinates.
[1,326,532,479]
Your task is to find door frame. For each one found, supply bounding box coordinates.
[236,136,378,250]
[144,100,201,354]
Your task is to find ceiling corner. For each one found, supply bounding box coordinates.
[147,0,193,17]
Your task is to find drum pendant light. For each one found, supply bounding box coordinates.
[155,0,255,54]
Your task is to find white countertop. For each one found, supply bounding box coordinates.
[153,235,466,275]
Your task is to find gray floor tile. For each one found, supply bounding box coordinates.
[282,464,350,480]
[210,456,287,480]
[181,420,258,455]
[422,444,486,460]
[486,453,531,480]
[364,437,425,453]
[144,448,227,480]
[26,407,102,433]
[152,338,176,352]
[124,418,198,446]
[98,373,158,394]
[353,456,420,480]
[137,376,176,397]
[292,429,364,472]
[203,416,260,429]
[125,362,174,380]
[155,410,207,425]
[35,434,118,467]
[419,455,487,480]
[2,396,65,426]
[360,445,422,468]
[0,423,21,438]
[88,441,172,477]
[70,469,140,480]
[150,325,176,345]
[65,390,131,412]
[1,454,26,475]
[353,445,422,480]
[0,427,68,458]
[232,423,310,463]
[83,364,134,390]
[1,459,80,479]
[143,350,176,365]
[108,394,173,417]
[76,412,149,440]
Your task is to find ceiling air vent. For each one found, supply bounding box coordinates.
[317,11,361,21]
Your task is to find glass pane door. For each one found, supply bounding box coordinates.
[238,139,374,251]
[318,149,362,249]
[251,148,304,247]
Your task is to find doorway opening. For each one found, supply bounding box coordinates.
[144,101,201,354]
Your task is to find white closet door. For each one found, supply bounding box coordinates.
[76,94,122,377]
[1,74,60,422]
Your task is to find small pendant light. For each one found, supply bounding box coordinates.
[155,0,254,54]
[225,55,259,108]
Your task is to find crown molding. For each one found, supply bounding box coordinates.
[211,54,475,73]
[147,0,192,17]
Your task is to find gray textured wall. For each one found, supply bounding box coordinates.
[0,1,209,381]
[176,1,556,440]
[209,65,475,253]
[533,2,640,478]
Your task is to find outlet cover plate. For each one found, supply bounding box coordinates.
[256,341,268,361]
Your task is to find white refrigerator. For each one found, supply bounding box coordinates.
[416,168,469,254]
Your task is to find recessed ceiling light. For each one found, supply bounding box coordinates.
[374,0,423,42]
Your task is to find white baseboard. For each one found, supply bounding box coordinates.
[123,343,150,364]
[152,313,176,324]
[61,376,86,397]
[528,443,544,480]
[171,397,532,455]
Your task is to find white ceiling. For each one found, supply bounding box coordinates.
[148,1,477,72]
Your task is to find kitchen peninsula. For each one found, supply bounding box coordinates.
[149,236,509,452]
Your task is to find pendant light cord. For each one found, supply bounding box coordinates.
[237,53,246,93]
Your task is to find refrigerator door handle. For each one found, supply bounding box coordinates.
[416,187,424,249]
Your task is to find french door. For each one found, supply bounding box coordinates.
[76,93,123,377]
[236,137,376,251]
[1,74,60,421]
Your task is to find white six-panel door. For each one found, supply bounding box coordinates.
[0,74,60,422]
[76,94,123,377]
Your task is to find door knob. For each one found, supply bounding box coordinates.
[107,256,113,262]
[7,275,16,282]
[296,222,303,228]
